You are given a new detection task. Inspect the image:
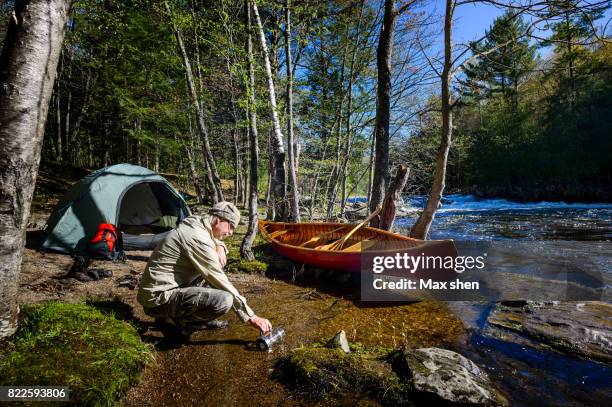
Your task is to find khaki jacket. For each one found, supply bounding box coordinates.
[137,215,255,322]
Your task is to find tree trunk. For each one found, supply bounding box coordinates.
[219,5,242,206]
[295,142,301,186]
[325,53,347,221]
[154,142,159,173]
[241,0,260,260]
[373,165,409,230]
[340,0,365,214]
[252,1,287,221]
[184,142,204,204]
[87,133,93,167]
[265,133,274,219]
[367,131,375,203]
[370,0,397,219]
[165,0,224,203]
[190,0,206,109]
[55,84,63,161]
[103,120,111,166]
[284,0,300,222]
[64,50,72,162]
[135,118,142,165]
[410,0,454,240]
[0,0,72,338]
[309,133,334,220]
[69,71,96,165]
[232,129,240,205]
[241,123,249,207]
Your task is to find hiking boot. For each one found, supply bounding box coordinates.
[181,319,229,336]
[154,316,178,328]
[203,319,229,329]
[154,317,188,339]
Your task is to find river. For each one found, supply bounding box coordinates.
[391,194,612,406]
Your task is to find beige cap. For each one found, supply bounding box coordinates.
[209,201,241,228]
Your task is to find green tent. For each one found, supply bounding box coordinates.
[43,163,191,254]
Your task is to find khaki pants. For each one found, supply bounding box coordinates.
[144,280,233,328]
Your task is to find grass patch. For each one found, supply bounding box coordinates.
[275,343,412,405]
[226,258,269,274]
[0,302,153,406]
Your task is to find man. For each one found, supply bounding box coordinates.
[137,201,272,337]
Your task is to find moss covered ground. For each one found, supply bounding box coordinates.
[0,301,153,406]
[276,342,413,406]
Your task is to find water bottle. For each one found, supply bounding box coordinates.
[256,327,285,351]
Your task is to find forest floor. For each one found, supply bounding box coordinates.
[18,163,464,406]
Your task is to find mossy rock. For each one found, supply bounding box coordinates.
[276,344,412,406]
[277,342,504,406]
[0,301,153,406]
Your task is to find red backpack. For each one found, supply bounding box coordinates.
[87,223,124,260]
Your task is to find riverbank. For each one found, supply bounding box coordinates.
[16,223,467,405]
[9,166,611,405]
[468,185,612,204]
[15,214,612,406]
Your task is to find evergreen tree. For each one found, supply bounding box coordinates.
[541,0,610,86]
[463,10,536,107]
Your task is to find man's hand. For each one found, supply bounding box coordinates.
[216,244,227,268]
[249,315,272,334]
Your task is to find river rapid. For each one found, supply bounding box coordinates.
[397,194,612,242]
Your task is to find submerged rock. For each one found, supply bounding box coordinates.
[484,301,612,363]
[326,330,351,353]
[391,348,505,406]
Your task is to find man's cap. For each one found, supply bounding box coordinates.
[210,201,241,228]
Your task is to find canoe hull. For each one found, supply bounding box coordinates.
[259,220,458,275]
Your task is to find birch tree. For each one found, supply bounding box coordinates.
[284,0,301,222]
[241,0,260,259]
[0,0,73,338]
[252,1,288,221]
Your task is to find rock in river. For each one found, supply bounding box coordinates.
[483,301,612,363]
[391,347,505,406]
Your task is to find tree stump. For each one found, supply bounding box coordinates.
[371,165,410,230]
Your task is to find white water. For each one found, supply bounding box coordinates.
[410,194,612,214]
[390,194,612,242]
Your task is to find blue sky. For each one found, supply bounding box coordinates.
[453,3,505,44]
[424,0,612,57]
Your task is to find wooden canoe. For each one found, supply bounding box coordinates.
[259,220,458,274]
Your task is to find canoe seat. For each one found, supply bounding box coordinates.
[341,240,375,252]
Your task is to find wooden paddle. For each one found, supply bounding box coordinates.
[315,205,382,251]
[299,225,347,247]
[268,230,288,239]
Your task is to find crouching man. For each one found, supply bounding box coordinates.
[137,201,272,338]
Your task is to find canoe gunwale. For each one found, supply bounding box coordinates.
[258,220,454,254]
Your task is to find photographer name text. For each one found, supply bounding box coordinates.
[372,278,479,290]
